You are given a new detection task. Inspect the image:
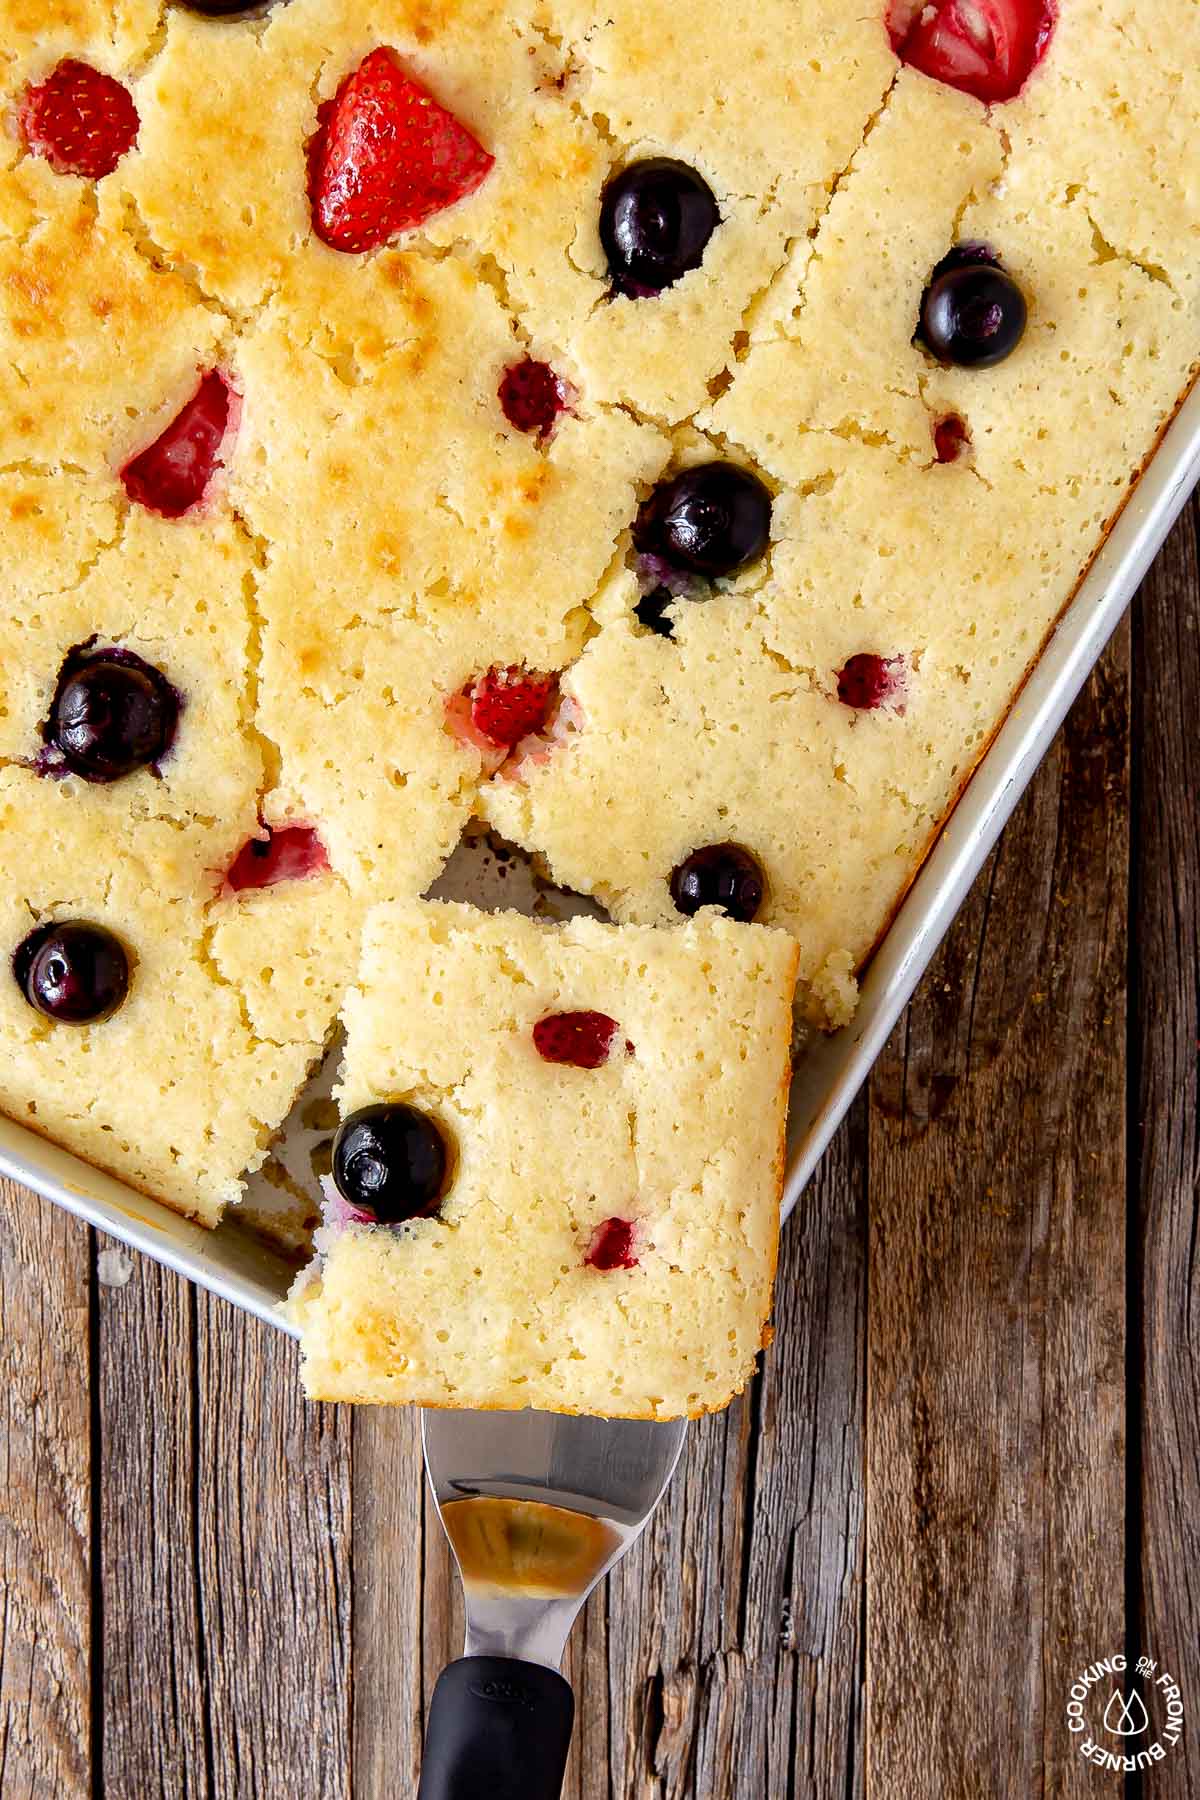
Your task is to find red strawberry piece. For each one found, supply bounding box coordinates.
[121,371,233,518]
[225,824,330,894]
[933,413,970,463]
[888,0,1054,105]
[20,58,139,179]
[585,1217,639,1272]
[499,359,568,439]
[533,1010,621,1069]
[309,47,494,255]
[468,666,557,750]
[836,653,907,712]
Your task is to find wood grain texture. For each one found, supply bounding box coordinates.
[94,1253,353,1799]
[0,1184,91,1800]
[191,1293,352,1799]
[867,630,1131,1797]
[95,1248,209,1798]
[1132,502,1200,1797]
[351,1408,426,1797]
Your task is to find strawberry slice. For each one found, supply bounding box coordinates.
[933,412,970,462]
[584,1218,639,1272]
[889,0,1054,104]
[309,47,494,255]
[225,825,330,894]
[20,58,139,179]
[533,1011,622,1069]
[836,653,907,712]
[121,371,233,519]
[468,666,557,750]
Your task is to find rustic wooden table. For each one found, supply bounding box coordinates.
[1,502,1197,1800]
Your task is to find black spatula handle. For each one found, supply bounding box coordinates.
[417,1655,574,1800]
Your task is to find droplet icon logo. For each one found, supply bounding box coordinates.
[1103,1688,1150,1737]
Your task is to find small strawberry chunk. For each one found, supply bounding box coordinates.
[533,1011,621,1069]
[933,414,970,463]
[585,1217,639,1272]
[888,0,1054,105]
[20,59,139,179]
[121,371,233,518]
[309,47,494,255]
[225,825,330,893]
[836,653,907,712]
[499,360,568,440]
[468,666,557,751]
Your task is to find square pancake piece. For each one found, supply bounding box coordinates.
[288,900,799,1419]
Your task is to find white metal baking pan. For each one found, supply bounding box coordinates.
[4,379,1200,1331]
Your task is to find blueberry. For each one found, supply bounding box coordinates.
[634,586,677,637]
[930,241,1001,278]
[918,260,1027,368]
[45,649,178,783]
[332,1102,450,1224]
[15,922,130,1024]
[173,1,273,14]
[634,462,772,578]
[600,158,719,296]
[669,843,765,923]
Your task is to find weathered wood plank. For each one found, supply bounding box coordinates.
[777,1102,868,1800]
[96,1256,353,1798]
[350,1408,426,1798]
[559,1583,610,1800]
[866,629,1131,1796]
[1132,503,1200,1798]
[95,1246,209,1798]
[192,1295,352,1799]
[0,1184,91,1800]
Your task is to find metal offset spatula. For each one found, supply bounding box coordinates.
[416,1406,687,1800]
